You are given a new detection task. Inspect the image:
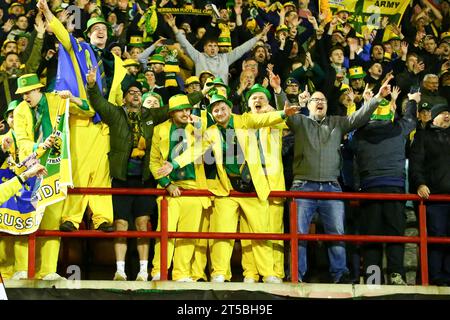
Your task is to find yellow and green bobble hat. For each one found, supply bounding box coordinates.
[15,73,45,94]
[168,94,192,112]
[371,98,393,121]
[142,91,163,107]
[128,35,145,48]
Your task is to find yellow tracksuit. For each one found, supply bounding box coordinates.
[173,112,285,280]
[150,120,210,280]
[0,130,26,278]
[49,17,127,230]
[240,124,286,280]
[14,94,94,278]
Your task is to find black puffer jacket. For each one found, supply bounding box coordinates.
[409,125,450,194]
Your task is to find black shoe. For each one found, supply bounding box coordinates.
[59,221,77,232]
[335,272,353,284]
[96,222,114,232]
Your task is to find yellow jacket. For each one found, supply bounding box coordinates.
[174,111,286,201]
[258,124,286,194]
[0,177,22,206]
[13,93,95,161]
[49,17,127,108]
[150,120,210,208]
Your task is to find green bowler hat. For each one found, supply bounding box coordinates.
[84,17,112,38]
[4,99,19,119]
[207,94,233,113]
[15,74,44,94]
[245,83,272,102]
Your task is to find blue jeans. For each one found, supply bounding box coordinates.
[291,180,348,282]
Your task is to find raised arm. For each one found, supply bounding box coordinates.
[164,13,201,62]
[341,75,393,132]
[37,0,72,51]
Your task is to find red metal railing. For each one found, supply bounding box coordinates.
[2,188,450,285]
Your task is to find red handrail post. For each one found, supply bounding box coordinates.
[418,200,429,285]
[290,200,299,283]
[160,196,169,281]
[27,233,36,279]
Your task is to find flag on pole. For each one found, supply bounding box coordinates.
[0,100,73,234]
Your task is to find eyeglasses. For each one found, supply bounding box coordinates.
[127,90,142,96]
[309,97,327,103]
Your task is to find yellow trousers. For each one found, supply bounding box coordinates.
[3,201,65,279]
[61,122,113,229]
[151,196,204,280]
[240,200,285,280]
[190,206,211,281]
[210,197,274,280]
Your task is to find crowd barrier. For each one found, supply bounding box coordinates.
[2,187,450,285]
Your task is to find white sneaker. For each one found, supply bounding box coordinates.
[243,277,256,283]
[136,271,148,281]
[11,271,28,280]
[264,275,282,284]
[113,270,127,281]
[42,273,67,281]
[151,273,161,281]
[176,277,195,282]
[211,274,225,283]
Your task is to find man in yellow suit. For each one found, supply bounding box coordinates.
[239,84,286,283]
[38,0,127,232]
[157,94,298,283]
[13,73,94,280]
[150,94,210,281]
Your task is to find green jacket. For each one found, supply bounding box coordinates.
[87,84,204,181]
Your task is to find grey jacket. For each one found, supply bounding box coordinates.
[286,96,382,182]
[175,31,258,85]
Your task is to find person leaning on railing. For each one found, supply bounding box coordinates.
[286,75,394,284]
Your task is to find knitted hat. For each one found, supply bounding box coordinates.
[123,81,142,96]
[431,103,450,120]
[245,83,272,102]
[199,70,215,79]
[418,101,432,112]
[8,2,24,14]
[15,74,45,94]
[1,39,17,51]
[169,94,192,112]
[276,24,289,34]
[347,66,366,80]
[148,54,165,65]
[370,98,393,121]
[441,31,450,42]
[207,94,233,112]
[285,77,300,88]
